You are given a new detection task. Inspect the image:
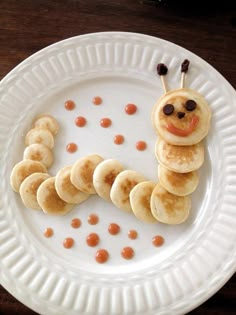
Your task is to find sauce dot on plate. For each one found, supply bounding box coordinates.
[71,218,81,229]
[66,142,78,153]
[87,214,99,225]
[64,100,76,110]
[152,235,165,247]
[63,237,74,249]
[95,249,109,263]
[108,223,120,235]
[125,103,137,115]
[128,229,138,240]
[75,116,87,127]
[92,96,103,105]
[121,246,134,260]
[86,233,100,247]
[100,118,112,128]
[136,141,147,151]
[114,134,124,145]
[44,227,54,238]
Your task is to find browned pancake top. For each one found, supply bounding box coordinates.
[104,170,119,186]
[18,162,45,181]
[166,170,194,187]
[80,161,93,188]
[44,179,68,212]
[121,179,138,204]
[163,142,197,163]
[61,172,81,196]
[156,189,183,215]
[26,177,45,195]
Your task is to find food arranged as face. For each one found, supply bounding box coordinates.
[152,88,211,146]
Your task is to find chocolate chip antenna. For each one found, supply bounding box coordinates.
[180,59,190,89]
[157,63,168,94]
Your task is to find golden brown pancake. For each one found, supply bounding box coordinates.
[25,127,54,149]
[150,183,191,224]
[10,160,47,193]
[155,137,204,173]
[32,114,59,136]
[130,181,157,223]
[23,143,54,168]
[37,177,74,215]
[93,159,124,201]
[19,173,50,210]
[70,154,104,194]
[158,164,199,196]
[152,88,211,146]
[110,170,146,212]
[55,165,89,204]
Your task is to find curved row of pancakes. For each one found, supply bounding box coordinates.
[10,148,192,224]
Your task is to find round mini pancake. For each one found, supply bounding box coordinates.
[25,127,54,149]
[19,173,50,210]
[158,164,199,196]
[152,88,211,146]
[155,137,204,173]
[70,155,104,194]
[93,159,124,201]
[10,160,47,193]
[150,183,191,224]
[55,165,90,204]
[23,143,54,168]
[110,170,146,212]
[130,181,157,223]
[37,177,74,215]
[32,114,59,136]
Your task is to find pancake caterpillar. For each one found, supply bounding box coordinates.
[150,60,212,224]
[10,61,211,225]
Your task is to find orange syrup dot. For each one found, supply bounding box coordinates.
[114,134,124,145]
[136,141,147,151]
[66,142,78,153]
[92,96,103,105]
[64,100,75,110]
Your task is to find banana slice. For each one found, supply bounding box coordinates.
[32,114,59,136]
[10,160,47,193]
[70,154,104,194]
[158,164,199,196]
[23,143,54,168]
[25,127,54,149]
[37,177,74,215]
[130,181,157,223]
[150,183,191,224]
[110,170,146,212]
[55,165,90,204]
[93,159,124,201]
[19,173,50,210]
[155,137,204,173]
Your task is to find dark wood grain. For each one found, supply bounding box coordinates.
[0,1,235,314]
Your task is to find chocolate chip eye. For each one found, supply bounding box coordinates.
[163,104,174,115]
[185,100,197,111]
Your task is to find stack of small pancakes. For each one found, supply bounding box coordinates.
[151,87,211,224]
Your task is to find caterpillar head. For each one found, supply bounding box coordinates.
[152,60,211,146]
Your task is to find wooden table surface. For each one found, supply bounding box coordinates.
[0,1,235,314]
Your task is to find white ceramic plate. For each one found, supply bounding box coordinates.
[0,32,236,315]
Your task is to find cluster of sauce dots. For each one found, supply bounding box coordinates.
[64,96,147,153]
[44,213,164,264]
